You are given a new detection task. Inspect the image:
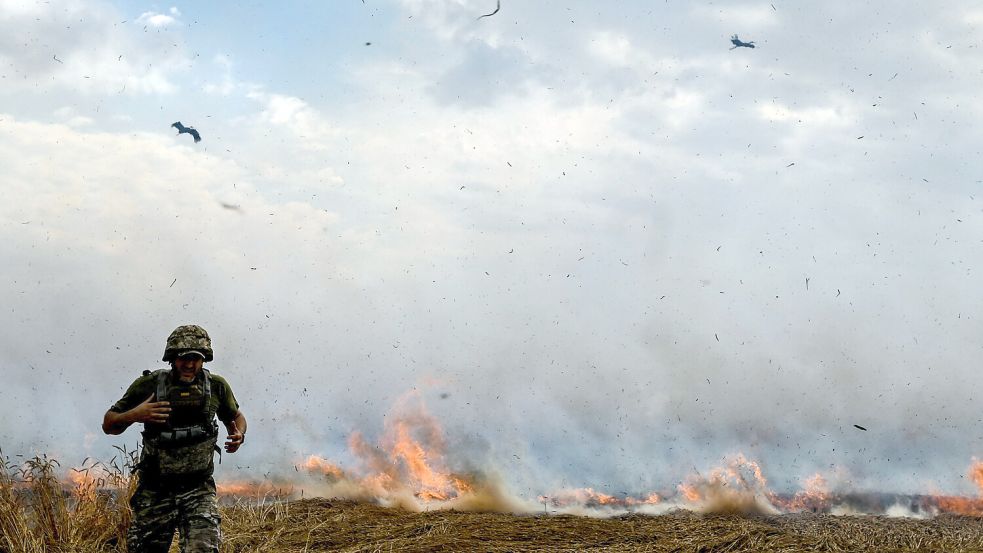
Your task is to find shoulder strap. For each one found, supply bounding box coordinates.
[155,369,170,401]
[201,369,214,416]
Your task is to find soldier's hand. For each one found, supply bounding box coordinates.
[130,394,171,424]
[224,431,244,453]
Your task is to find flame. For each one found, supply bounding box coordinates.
[678,482,702,503]
[67,469,96,488]
[216,480,294,498]
[934,495,983,516]
[67,468,100,499]
[300,391,476,505]
[933,459,983,516]
[677,454,779,514]
[627,492,662,506]
[970,458,983,492]
[224,387,983,516]
[389,419,455,499]
[64,463,126,499]
[780,473,834,513]
[300,455,345,480]
[544,488,661,508]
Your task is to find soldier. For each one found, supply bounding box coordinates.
[102,324,247,552]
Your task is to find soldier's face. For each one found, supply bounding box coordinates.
[172,356,204,382]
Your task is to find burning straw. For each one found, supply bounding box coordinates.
[220,391,983,520]
[0,448,137,553]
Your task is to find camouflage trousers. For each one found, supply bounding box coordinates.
[127,475,221,553]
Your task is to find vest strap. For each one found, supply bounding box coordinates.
[154,368,212,412]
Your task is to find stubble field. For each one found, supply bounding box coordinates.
[218,498,983,553]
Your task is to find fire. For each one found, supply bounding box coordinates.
[678,482,702,503]
[933,496,983,516]
[216,386,983,517]
[970,458,983,492]
[780,473,834,513]
[676,454,779,515]
[216,480,294,498]
[67,469,97,488]
[388,419,456,499]
[300,455,344,480]
[64,463,126,500]
[67,468,101,499]
[300,391,476,505]
[932,459,983,516]
[544,488,661,508]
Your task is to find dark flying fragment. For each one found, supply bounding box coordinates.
[171,121,201,143]
[730,34,756,49]
[853,424,867,431]
[477,0,500,20]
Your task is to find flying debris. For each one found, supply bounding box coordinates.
[477,0,500,20]
[730,34,756,49]
[171,121,201,143]
[853,424,868,431]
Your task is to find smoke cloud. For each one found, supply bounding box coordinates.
[1,0,983,510]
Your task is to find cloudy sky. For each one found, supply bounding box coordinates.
[2,0,983,498]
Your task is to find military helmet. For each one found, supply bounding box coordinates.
[162,324,214,362]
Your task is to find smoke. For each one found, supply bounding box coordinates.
[675,455,780,515]
[3,0,983,514]
[201,399,983,519]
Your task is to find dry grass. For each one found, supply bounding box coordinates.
[3,456,983,553]
[219,498,983,553]
[0,450,135,553]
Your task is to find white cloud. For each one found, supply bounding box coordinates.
[690,3,779,28]
[588,31,634,67]
[396,0,477,41]
[52,106,94,127]
[136,9,178,28]
[0,0,189,96]
[756,101,853,126]
[204,54,239,96]
[244,91,345,152]
[66,115,94,127]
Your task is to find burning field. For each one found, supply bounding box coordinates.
[206,393,983,551]
[6,392,983,552]
[218,393,983,519]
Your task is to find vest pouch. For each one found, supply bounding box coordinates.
[145,422,218,480]
[157,437,216,478]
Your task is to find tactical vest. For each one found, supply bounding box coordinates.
[138,368,220,483]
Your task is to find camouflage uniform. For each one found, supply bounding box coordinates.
[127,477,222,552]
[108,325,240,553]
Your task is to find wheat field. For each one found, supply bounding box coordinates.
[3,456,983,553]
